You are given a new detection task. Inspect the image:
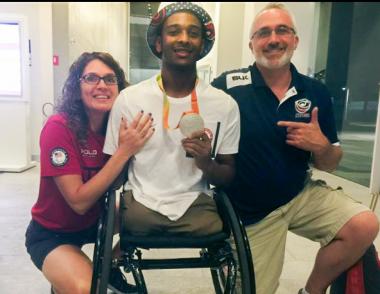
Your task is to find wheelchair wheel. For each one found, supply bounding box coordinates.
[211,255,236,294]
[90,190,116,294]
[211,190,255,294]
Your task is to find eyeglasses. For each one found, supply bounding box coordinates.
[251,25,296,40]
[80,73,118,86]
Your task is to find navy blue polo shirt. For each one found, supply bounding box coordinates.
[211,63,339,225]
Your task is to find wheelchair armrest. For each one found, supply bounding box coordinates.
[212,188,234,235]
[212,188,248,238]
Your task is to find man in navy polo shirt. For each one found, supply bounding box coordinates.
[212,3,378,294]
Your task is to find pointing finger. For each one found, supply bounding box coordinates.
[277,121,305,128]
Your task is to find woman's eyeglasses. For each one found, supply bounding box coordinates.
[80,73,118,85]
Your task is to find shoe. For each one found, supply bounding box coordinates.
[108,267,138,294]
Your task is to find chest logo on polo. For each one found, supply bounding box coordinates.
[295,98,311,118]
[50,147,68,167]
[81,148,98,157]
[226,71,252,89]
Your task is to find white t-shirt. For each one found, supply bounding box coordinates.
[103,75,240,221]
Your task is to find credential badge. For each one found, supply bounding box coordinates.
[50,148,68,167]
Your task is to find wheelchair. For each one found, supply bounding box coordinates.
[90,182,256,294]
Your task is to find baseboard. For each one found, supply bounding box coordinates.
[0,161,37,173]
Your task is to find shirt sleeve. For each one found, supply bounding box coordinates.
[317,84,340,145]
[217,98,241,155]
[211,73,227,91]
[40,120,82,177]
[103,93,124,155]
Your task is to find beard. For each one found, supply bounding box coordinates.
[254,47,294,70]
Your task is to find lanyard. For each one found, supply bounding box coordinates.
[156,74,199,130]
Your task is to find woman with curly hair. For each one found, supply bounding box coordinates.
[25,52,153,294]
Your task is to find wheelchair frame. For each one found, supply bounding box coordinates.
[90,187,255,294]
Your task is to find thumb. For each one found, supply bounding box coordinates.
[310,107,319,125]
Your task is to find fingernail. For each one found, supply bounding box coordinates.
[151,118,154,121]
[152,128,155,131]
[149,112,152,116]
[141,110,144,113]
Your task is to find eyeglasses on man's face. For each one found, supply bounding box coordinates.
[80,73,118,86]
[251,25,296,40]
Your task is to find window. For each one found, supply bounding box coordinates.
[0,22,22,96]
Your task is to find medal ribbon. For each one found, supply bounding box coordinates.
[156,74,199,129]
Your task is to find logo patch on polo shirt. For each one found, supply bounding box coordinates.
[226,72,252,89]
[295,98,311,118]
[81,148,98,157]
[50,147,68,167]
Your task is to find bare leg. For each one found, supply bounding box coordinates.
[42,245,93,294]
[305,211,379,294]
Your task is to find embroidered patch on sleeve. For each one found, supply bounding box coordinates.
[50,148,69,167]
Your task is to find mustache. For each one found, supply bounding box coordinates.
[174,44,192,50]
[263,43,286,53]
[266,43,282,50]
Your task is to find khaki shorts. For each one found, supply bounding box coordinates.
[121,190,222,237]
[244,178,370,294]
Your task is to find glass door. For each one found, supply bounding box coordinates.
[322,3,380,187]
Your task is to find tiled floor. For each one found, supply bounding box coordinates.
[0,166,379,294]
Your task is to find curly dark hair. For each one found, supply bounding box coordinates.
[55,52,128,143]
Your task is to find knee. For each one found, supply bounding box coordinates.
[364,211,380,240]
[54,282,90,294]
[61,280,90,294]
[73,281,91,294]
[342,211,379,245]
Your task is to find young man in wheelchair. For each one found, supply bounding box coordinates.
[104,2,240,238]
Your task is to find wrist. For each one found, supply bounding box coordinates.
[315,142,330,157]
[113,147,132,163]
[313,135,331,156]
[199,156,214,174]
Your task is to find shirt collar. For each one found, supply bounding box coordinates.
[250,62,305,92]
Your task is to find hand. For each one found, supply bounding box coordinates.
[181,129,213,171]
[277,107,330,154]
[118,111,154,159]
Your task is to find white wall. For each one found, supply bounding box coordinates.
[32,3,54,160]
[68,2,128,68]
[215,2,246,76]
[286,2,318,76]
[52,3,69,104]
[52,2,129,102]
[196,2,219,81]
